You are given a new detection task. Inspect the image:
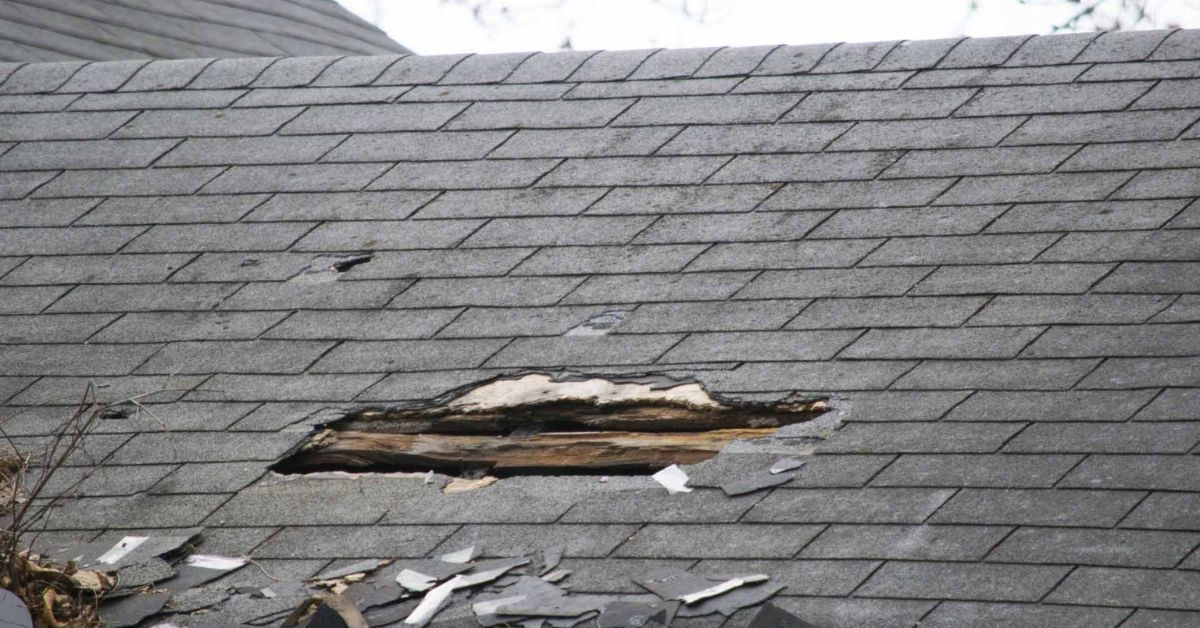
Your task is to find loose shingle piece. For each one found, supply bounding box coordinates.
[2,26,1199,628]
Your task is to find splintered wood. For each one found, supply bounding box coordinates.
[275,373,827,476]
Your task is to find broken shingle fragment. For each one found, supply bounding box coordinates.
[747,602,817,628]
[651,465,693,495]
[99,592,170,628]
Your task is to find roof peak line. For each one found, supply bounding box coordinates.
[0,28,1196,95]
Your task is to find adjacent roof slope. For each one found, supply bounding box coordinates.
[0,0,408,61]
[1,28,1200,627]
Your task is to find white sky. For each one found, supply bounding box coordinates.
[337,0,1200,55]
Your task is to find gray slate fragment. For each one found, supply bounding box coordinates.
[677,580,786,617]
[634,566,716,600]
[165,586,229,613]
[721,471,797,496]
[99,592,170,627]
[113,557,177,592]
[748,602,817,628]
[541,545,565,575]
[597,599,678,627]
[0,590,31,628]
[315,558,388,580]
[770,458,807,474]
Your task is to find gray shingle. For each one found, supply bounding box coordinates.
[587,184,774,215]
[735,72,911,93]
[842,327,1042,359]
[436,305,609,339]
[1077,30,1172,63]
[1062,455,1200,491]
[701,360,915,392]
[369,159,558,190]
[1025,323,1200,358]
[439,52,530,84]
[511,244,704,275]
[0,170,55,199]
[856,562,1068,602]
[1061,140,1200,172]
[626,47,718,79]
[349,248,536,279]
[1080,357,1200,388]
[694,559,880,597]
[615,523,823,558]
[39,494,227,530]
[0,225,143,255]
[0,94,75,113]
[801,524,1009,560]
[873,454,1081,488]
[0,61,85,94]
[904,65,1087,88]
[960,81,1152,116]
[0,111,135,140]
[986,200,1186,233]
[1046,568,1200,611]
[772,598,935,628]
[567,49,657,81]
[91,311,285,343]
[912,263,1112,295]
[0,138,177,170]
[614,94,801,126]
[936,172,1133,205]
[1004,110,1200,144]
[881,145,1076,178]
[1122,492,1200,531]
[462,215,653,247]
[245,190,435,221]
[401,83,570,102]
[113,108,302,138]
[1094,262,1200,293]
[251,56,340,88]
[737,267,932,299]
[392,276,582,308]
[784,89,975,121]
[217,280,411,310]
[125,223,313,253]
[746,487,953,524]
[1134,388,1200,421]
[930,488,1144,527]
[686,239,881,271]
[814,41,899,72]
[356,369,497,401]
[158,135,344,166]
[201,163,389,193]
[1116,169,1200,200]
[33,167,222,198]
[189,57,277,90]
[279,103,465,133]
[539,156,726,186]
[710,151,900,184]
[120,58,212,91]
[46,284,237,313]
[1005,32,1098,66]
[233,85,405,107]
[811,205,1005,238]
[947,390,1157,422]
[311,338,506,372]
[136,340,333,375]
[1039,230,1200,263]
[310,55,401,87]
[264,309,460,340]
[764,179,953,210]
[835,391,971,422]
[789,296,985,330]
[447,99,633,130]
[445,524,640,558]
[568,77,739,98]
[0,313,116,343]
[562,271,754,304]
[694,45,777,77]
[291,219,478,251]
[938,35,1028,68]
[661,330,859,362]
[619,300,807,333]
[562,487,755,524]
[753,44,837,75]
[1122,610,1200,628]
[187,373,381,402]
[658,122,849,155]
[256,525,457,559]
[920,603,1125,628]
[893,359,1099,390]
[820,422,1022,454]
[78,194,269,225]
[0,343,159,376]
[415,187,604,219]
[505,50,594,83]
[57,60,147,93]
[876,38,961,70]
[484,334,683,367]
[373,54,467,85]
[1005,423,1200,454]
[861,234,1059,266]
[490,127,676,159]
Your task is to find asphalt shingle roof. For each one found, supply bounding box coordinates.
[0,0,408,62]
[1,29,1200,627]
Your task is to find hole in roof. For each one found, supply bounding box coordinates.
[271,372,827,477]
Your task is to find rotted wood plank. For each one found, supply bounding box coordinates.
[279,428,780,473]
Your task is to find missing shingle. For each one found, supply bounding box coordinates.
[271,372,827,477]
[565,310,628,336]
[290,253,374,284]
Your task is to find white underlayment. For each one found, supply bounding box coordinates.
[447,374,724,411]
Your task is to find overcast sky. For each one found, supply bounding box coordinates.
[337,0,1199,55]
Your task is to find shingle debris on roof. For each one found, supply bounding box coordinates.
[1,28,1200,627]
